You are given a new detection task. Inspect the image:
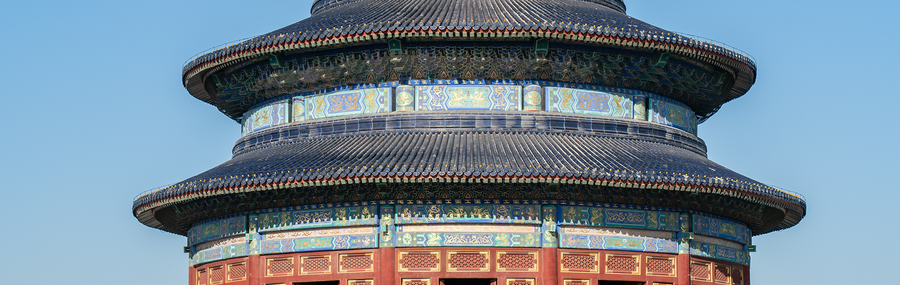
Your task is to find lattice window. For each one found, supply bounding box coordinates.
[646,256,675,276]
[340,253,374,272]
[399,252,440,271]
[302,256,331,274]
[497,252,537,271]
[208,266,224,284]
[715,265,730,283]
[266,258,294,276]
[448,252,488,271]
[506,279,534,285]
[690,261,711,281]
[227,262,246,282]
[197,269,208,285]
[732,267,744,285]
[560,253,597,273]
[402,279,431,285]
[605,254,639,274]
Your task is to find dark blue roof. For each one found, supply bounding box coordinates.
[134,112,805,234]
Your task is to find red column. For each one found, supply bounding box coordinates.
[676,254,690,285]
[541,247,559,285]
[248,255,260,285]
[379,247,396,285]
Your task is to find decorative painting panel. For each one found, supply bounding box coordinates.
[291,97,306,122]
[259,226,378,254]
[690,239,749,266]
[191,242,249,266]
[305,88,391,120]
[693,215,751,245]
[242,100,289,135]
[380,205,397,247]
[545,87,633,118]
[558,206,679,232]
[649,97,697,135]
[396,204,540,225]
[542,205,558,248]
[633,95,647,120]
[395,85,416,111]
[415,85,521,111]
[523,85,543,111]
[396,224,540,248]
[188,216,246,246]
[558,226,678,254]
[257,205,377,232]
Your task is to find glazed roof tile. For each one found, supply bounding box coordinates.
[134,113,804,234]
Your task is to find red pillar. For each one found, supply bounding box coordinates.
[541,247,559,285]
[380,247,396,285]
[247,255,260,285]
[676,254,690,285]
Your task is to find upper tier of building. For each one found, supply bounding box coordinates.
[181,0,756,123]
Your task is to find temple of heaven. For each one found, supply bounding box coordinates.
[133,0,806,284]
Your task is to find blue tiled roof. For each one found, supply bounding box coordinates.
[134,112,805,234]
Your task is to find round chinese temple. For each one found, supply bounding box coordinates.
[133,1,806,285]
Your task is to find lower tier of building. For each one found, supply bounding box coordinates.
[192,247,747,285]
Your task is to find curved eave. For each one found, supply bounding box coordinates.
[134,175,804,236]
[134,114,799,236]
[182,30,756,122]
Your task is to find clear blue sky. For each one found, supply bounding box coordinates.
[0,1,896,284]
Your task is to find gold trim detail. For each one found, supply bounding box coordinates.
[401,278,431,285]
[505,278,535,285]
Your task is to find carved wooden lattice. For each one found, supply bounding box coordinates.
[560,253,597,272]
[303,256,331,272]
[606,255,638,274]
[341,254,374,271]
[197,269,207,285]
[227,263,246,281]
[448,252,488,270]
[690,261,711,281]
[732,267,744,285]
[715,265,730,283]
[208,266,224,284]
[267,258,293,276]
[646,256,674,276]
[498,253,536,270]
[399,253,439,270]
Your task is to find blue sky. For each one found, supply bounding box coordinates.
[0,1,896,284]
